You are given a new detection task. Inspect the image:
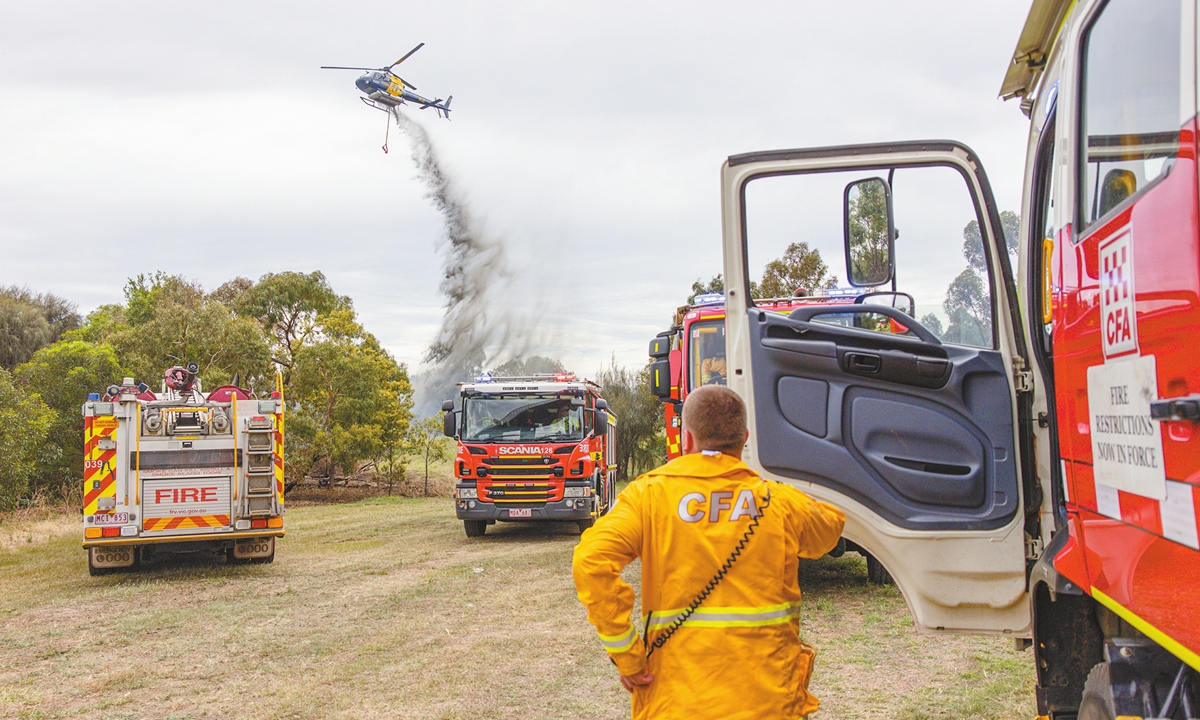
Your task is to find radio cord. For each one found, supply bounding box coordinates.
[644,487,772,660]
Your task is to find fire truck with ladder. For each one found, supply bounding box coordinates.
[443,373,616,537]
[704,0,1200,716]
[82,362,286,574]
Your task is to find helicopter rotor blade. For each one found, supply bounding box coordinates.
[389,42,425,68]
[321,66,379,71]
[389,72,416,90]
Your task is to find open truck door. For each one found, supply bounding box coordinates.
[721,141,1033,636]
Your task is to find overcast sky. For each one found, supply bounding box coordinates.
[0,1,1033,378]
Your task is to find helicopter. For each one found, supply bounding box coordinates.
[322,43,452,119]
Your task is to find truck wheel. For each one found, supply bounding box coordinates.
[227,549,250,565]
[865,554,894,585]
[463,520,487,538]
[1077,663,1117,720]
[578,519,595,533]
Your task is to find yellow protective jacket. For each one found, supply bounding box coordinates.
[573,453,845,720]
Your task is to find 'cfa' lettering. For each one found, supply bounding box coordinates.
[677,489,760,522]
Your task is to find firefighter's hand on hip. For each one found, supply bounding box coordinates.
[619,671,654,693]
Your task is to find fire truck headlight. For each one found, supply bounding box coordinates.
[468,500,476,509]
[564,487,587,498]
[458,488,478,499]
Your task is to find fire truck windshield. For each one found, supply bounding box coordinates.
[689,320,727,389]
[461,395,584,443]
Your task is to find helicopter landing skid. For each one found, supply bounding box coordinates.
[360,97,399,113]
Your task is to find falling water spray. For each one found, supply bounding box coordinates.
[391,110,541,414]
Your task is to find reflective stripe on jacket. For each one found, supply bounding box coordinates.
[572,452,846,720]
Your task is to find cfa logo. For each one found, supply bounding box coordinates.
[155,487,218,503]
[678,490,761,523]
[497,445,552,455]
[1099,228,1138,358]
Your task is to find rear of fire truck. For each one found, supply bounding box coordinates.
[444,373,616,537]
[82,362,286,574]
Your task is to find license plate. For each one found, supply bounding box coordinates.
[93,512,129,525]
[508,508,532,518]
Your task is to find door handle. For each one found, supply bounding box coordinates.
[844,352,882,374]
[1150,395,1200,422]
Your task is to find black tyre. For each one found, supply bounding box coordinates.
[250,548,276,564]
[227,549,250,565]
[464,520,487,538]
[865,554,894,585]
[1077,663,1117,720]
[578,518,595,533]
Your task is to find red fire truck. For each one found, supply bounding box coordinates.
[709,0,1200,716]
[443,373,617,537]
[648,289,903,460]
[82,363,285,574]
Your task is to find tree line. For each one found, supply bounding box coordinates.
[0,275,669,510]
[0,273,429,510]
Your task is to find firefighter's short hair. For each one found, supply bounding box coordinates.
[682,385,747,455]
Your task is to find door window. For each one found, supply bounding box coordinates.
[743,165,1002,348]
[688,320,727,389]
[1078,0,1182,233]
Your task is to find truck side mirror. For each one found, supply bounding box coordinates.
[595,398,609,410]
[594,409,609,434]
[442,411,456,438]
[843,177,895,287]
[857,290,916,317]
[649,359,671,399]
[649,335,671,358]
[441,400,454,412]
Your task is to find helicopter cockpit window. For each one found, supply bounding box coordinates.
[688,320,727,390]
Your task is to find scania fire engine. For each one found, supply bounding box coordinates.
[82,363,285,574]
[709,0,1200,716]
[443,373,616,537]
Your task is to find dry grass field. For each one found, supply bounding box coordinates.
[0,497,1035,719]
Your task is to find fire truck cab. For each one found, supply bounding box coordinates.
[82,363,285,575]
[444,373,617,537]
[717,0,1200,716]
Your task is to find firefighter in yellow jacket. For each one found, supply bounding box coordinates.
[573,385,846,719]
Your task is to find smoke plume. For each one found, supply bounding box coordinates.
[391,110,541,414]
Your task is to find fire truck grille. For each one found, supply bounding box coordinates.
[486,484,553,503]
[485,466,555,477]
[485,457,559,466]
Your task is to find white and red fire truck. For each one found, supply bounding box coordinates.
[443,373,616,537]
[82,363,285,574]
[712,0,1200,716]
